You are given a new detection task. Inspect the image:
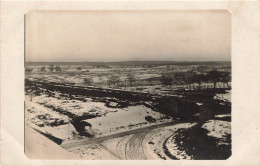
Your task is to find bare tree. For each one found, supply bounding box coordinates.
[76,66,82,71]
[107,75,121,88]
[49,64,54,72]
[127,73,135,87]
[25,68,33,73]
[220,72,231,87]
[41,66,46,72]
[83,77,93,86]
[55,65,62,72]
[191,73,208,90]
[173,72,185,87]
[206,70,222,88]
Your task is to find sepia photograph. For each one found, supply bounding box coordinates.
[24,10,231,160]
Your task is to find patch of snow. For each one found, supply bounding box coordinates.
[196,102,203,106]
[25,96,78,140]
[214,90,231,102]
[165,134,192,160]
[201,120,231,145]
[108,102,118,107]
[25,126,81,159]
[68,143,118,160]
[86,105,172,136]
[215,114,231,118]
[33,95,117,116]
[145,123,196,160]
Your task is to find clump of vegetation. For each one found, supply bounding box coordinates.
[145,116,156,123]
[83,77,93,86]
[127,73,136,87]
[168,125,231,159]
[41,66,46,72]
[49,64,55,72]
[107,74,121,88]
[25,68,33,73]
[55,65,62,72]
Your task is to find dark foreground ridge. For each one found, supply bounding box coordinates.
[25,80,199,121]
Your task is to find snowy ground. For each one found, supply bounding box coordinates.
[25,126,81,159]
[145,123,196,160]
[26,94,173,140]
[202,119,231,146]
[86,105,171,137]
[25,92,231,160]
[25,64,231,160]
[33,95,118,117]
[68,143,118,160]
[25,96,78,140]
[162,118,231,160]
[214,90,231,102]
[66,122,197,160]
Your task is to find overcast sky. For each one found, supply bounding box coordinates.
[26,10,231,62]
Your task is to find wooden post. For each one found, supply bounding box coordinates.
[125,79,127,90]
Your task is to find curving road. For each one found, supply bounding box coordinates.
[62,120,184,159]
[124,131,149,159]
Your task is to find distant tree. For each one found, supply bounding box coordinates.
[107,75,120,88]
[49,64,54,72]
[173,73,185,86]
[160,73,173,87]
[83,77,93,86]
[76,67,82,70]
[107,78,114,88]
[206,70,222,88]
[55,66,62,72]
[197,65,210,72]
[127,73,135,87]
[220,72,231,87]
[191,73,208,90]
[25,68,33,73]
[183,71,195,87]
[41,66,46,72]
[113,75,121,88]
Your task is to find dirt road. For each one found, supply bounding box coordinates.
[62,120,183,149]
[62,120,184,159]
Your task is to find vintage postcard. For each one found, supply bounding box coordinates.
[24,10,231,160]
[1,1,260,166]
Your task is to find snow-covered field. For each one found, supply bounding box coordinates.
[25,97,78,140]
[25,93,180,160]
[33,95,119,117]
[26,93,173,141]
[25,64,231,160]
[86,105,171,137]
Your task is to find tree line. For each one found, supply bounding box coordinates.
[40,65,62,72]
[82,70,230,90]
[160,70,231,89]
[82,73,136,89]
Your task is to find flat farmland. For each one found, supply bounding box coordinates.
[25,61,231,160]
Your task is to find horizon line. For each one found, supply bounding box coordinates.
[26,60,231,63]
